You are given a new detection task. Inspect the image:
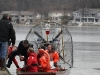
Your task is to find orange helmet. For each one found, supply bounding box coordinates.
[38,49,44,55]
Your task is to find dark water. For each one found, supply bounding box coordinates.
[8,25,100,75]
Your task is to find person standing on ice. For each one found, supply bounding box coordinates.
[0,13,14,71]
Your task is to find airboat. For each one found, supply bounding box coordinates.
[16,21,73,75]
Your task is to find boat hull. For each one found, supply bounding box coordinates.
[16,68,70,75]
[17,71,56,75]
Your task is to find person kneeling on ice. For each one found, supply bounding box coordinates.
[37,49,51,72]
[17,47,38,72]
[6,40,33,68]
[7,46,19,68]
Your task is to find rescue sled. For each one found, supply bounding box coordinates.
[16,21,73,75]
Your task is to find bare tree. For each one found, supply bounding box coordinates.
[0,0,100,13]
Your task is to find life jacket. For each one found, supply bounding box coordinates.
[38,49,51,72]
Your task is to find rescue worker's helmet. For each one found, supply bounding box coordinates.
[38,49,44,55]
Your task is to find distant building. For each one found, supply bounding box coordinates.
[19,11,36,24]
[36,13,45,19]
[0,11,37,24]
[48,11,72,23]
[0,11,19,24]
[73,9,100,25]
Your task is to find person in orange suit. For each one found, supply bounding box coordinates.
[45,44,60,68]
[18,47,38,72]
[38,49,51,72]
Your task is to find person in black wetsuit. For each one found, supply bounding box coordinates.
[6,40,33,68]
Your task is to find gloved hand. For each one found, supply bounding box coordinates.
[20,56,24,61]
[21,68,26,72]
[54,62,57,67]
[16,68,21,71]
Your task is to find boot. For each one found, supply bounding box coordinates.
[6,59,12,68]
[6,64,11,68]
[1,59,6,71]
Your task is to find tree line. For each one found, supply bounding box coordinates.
[0,0,100,14]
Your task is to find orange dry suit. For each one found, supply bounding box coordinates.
[20,52,38,72]
[45,50,60,67]
[24,52,38,72]
[38,49,51,72]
